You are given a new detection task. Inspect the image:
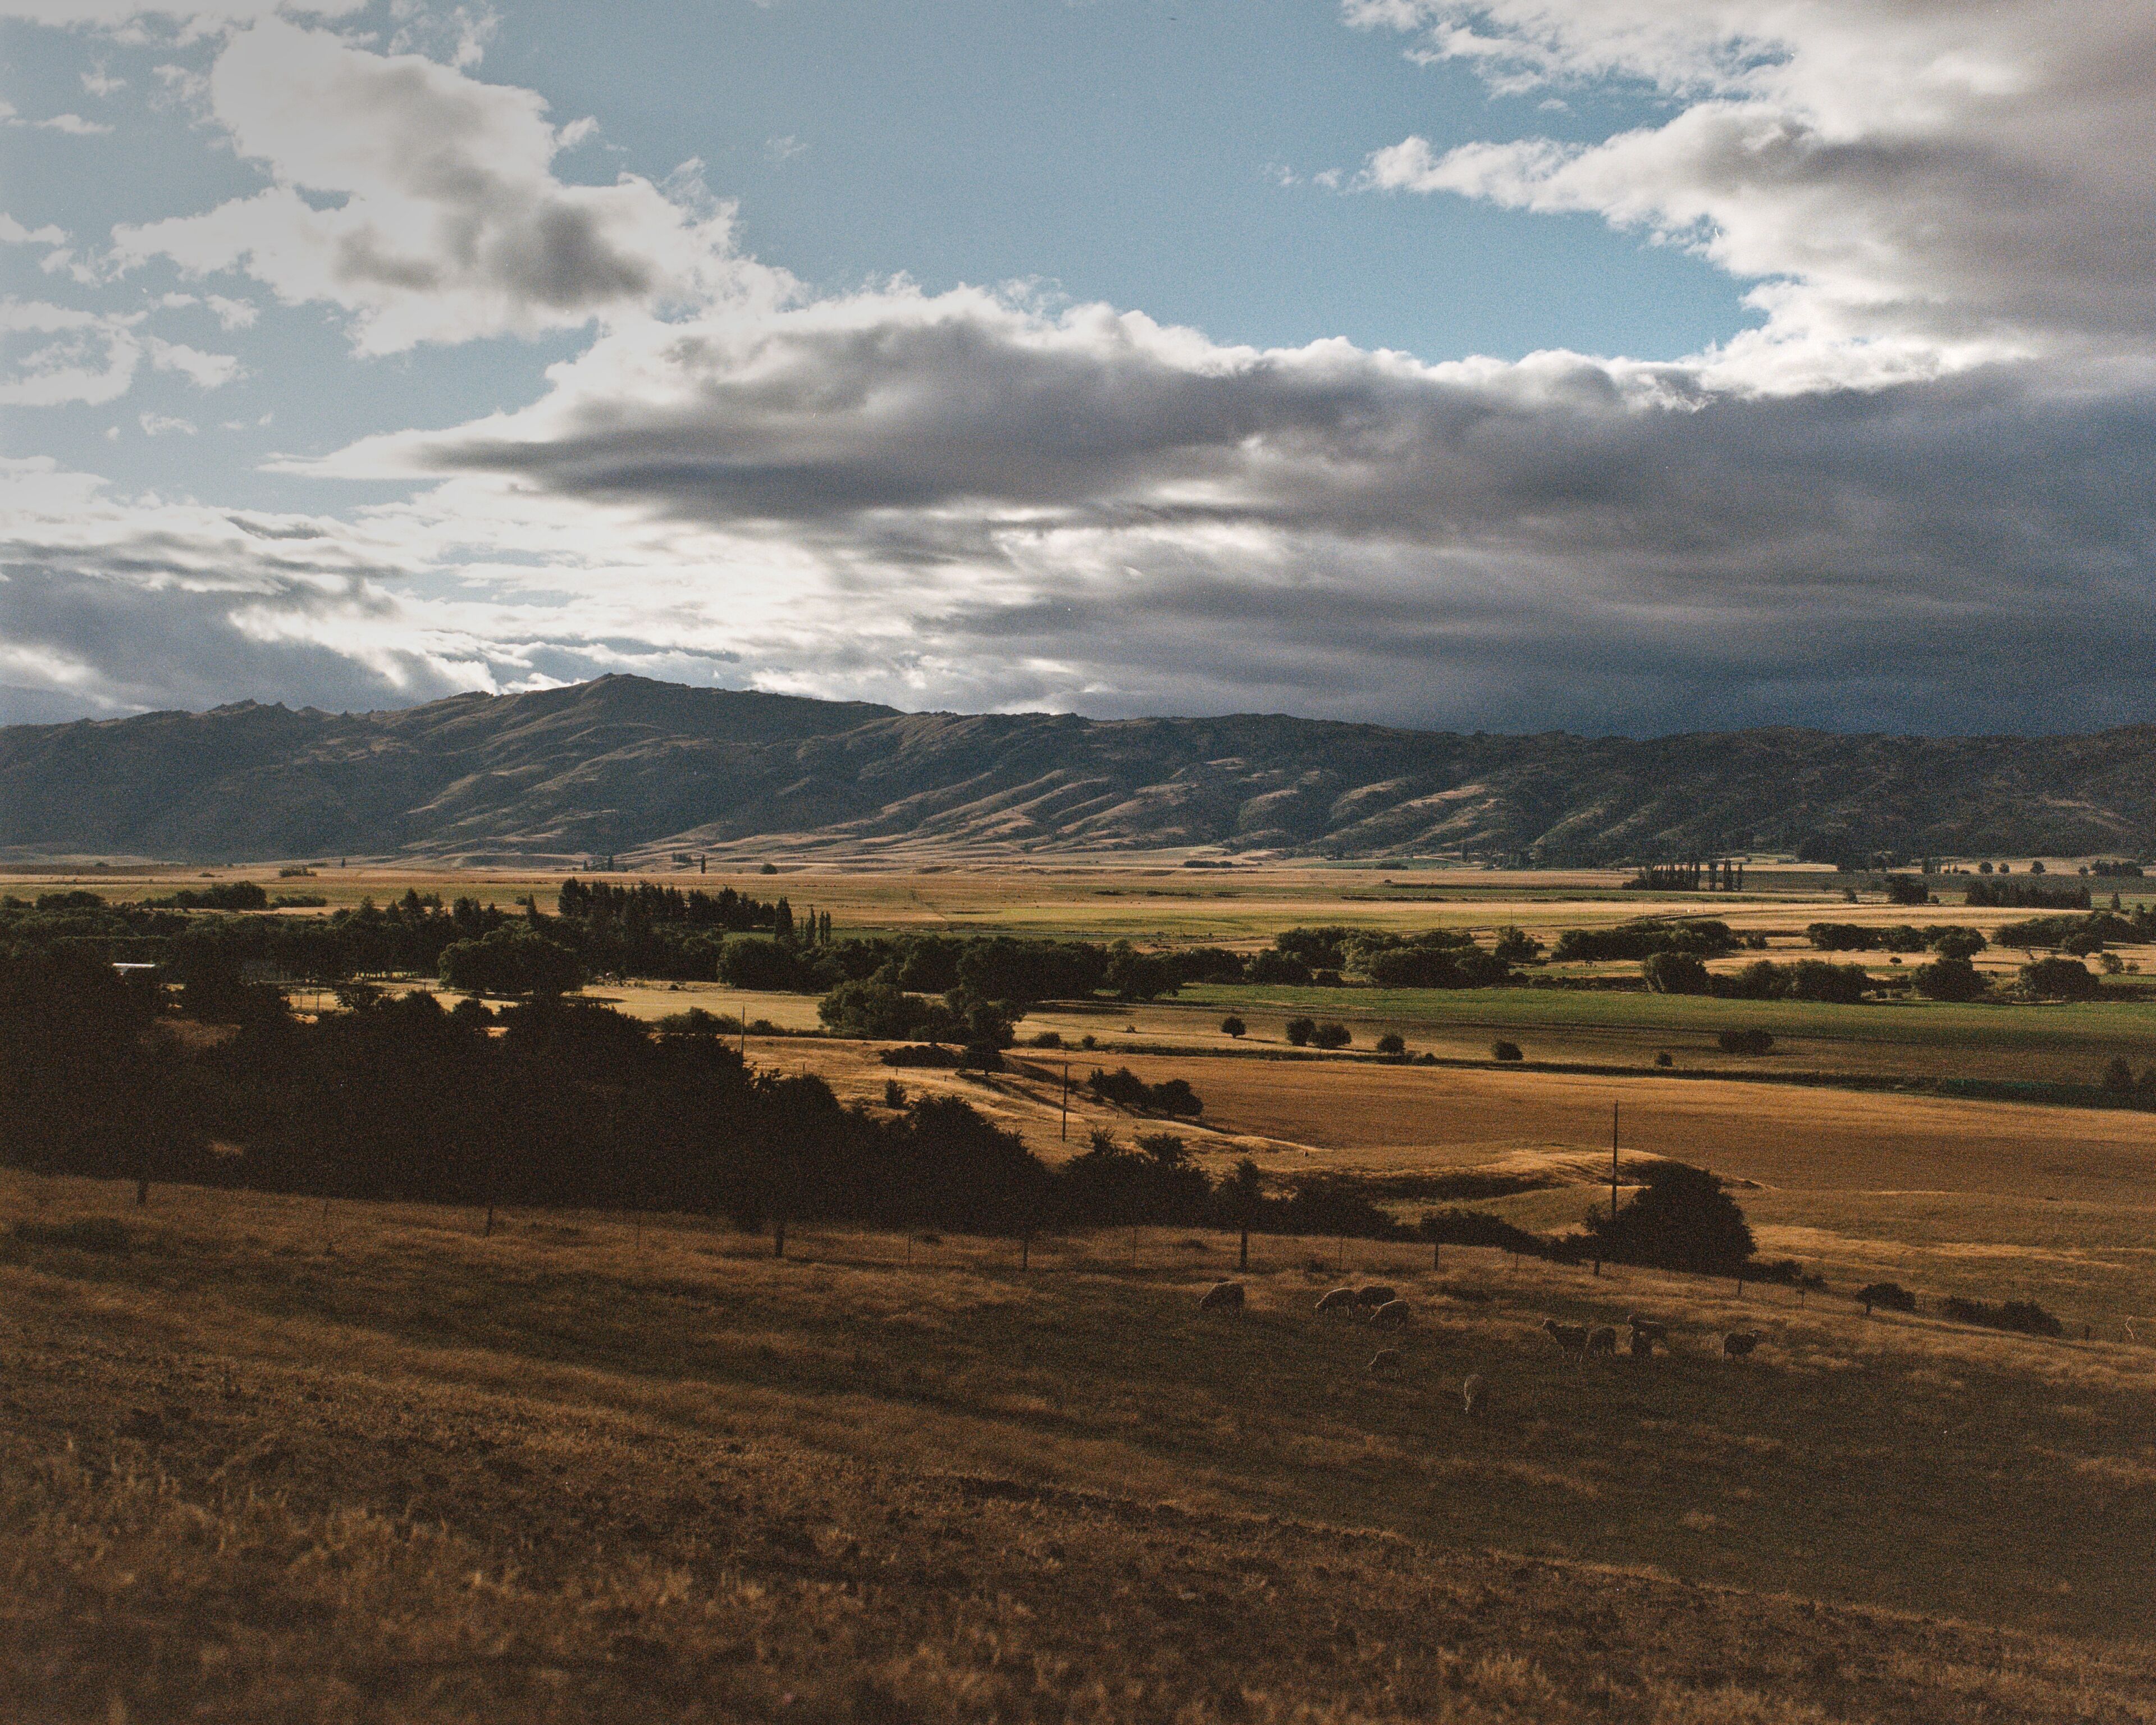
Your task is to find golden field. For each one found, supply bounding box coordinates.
[7,1171,2156,1723]
[10,859,2156,1721]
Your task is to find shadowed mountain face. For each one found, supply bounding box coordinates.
[3,675,2154,864]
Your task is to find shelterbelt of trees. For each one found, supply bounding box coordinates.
[0,942,1800,1279]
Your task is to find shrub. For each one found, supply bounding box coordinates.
[11,1217,130,1253]
[1856,1281,1917,1313]
[1219,1015,1246,1038]
[1029,1029,1063,1048]
[1717,1028,1774,1055]
[1087,1067,1203,1117]
[1310,1021,1351,1049]
[1654,1050,1674,1067]
[1491,1039,1523,1062]
[1284,1016,1315,1047]
[879,1044,962,1069]
[1374,1032,1406,1056]
[1940,1295,2064,1336]
[2102,1056,2135,1093]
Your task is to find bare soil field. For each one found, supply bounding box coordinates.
[7,1174,2156,1723]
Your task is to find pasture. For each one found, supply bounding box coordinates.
[6,1171,2156,1723]
[12,856,2156,1718]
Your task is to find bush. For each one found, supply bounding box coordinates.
[1940,1295,2064,1336]
[1284,1016,1315,1047]
[1029,1029,1063,1048]
[1884,874,1930,905]
[2102,1056,2136,1093]
[1374,1032,1406,1056]
[1219,1015,1246,1038]
[11,1217,130,1253]
[1717,1028,1775,1055]
[1310,1021,1351,1049]
[1087,1067,1203,1117]
[879,1044,962,1069]
[1856,1281,1917,1312]
[1654,1049,1674,1067]
[1491,1039,1523,1062]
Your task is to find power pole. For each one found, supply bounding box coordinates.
[1061,1061,1070,1142]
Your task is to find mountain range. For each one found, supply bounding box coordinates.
[2,676,2152,865]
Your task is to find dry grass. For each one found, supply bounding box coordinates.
[5,1173,2156,1722]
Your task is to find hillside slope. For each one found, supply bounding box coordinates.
[3,674,2153,862]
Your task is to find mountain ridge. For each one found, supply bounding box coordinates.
[3,674,2153,864]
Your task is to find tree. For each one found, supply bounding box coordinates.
[1929,927,1986,960]
[1492,926,1543,964]
[1374,1032,1405,1056]
[2101,1056,2136,1093]
[1913,955,1987,1001]
[1641,951,1711,994]
[1216,1157,1264,1271]
[1310,1021,1351,1049]
[1491,1039,1523,1062]
[1578,1161,1755,1273]
[1219,1014,1246,1038]
[1284,1016,1315,1047]
[2020,956,2100,1000]
[438,928,583,997]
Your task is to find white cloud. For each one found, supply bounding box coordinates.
[0,299,142,406]
[1348,1,2156,382]
[145,335,240,386]
[137,409,198,433]
[112,18,766,352]
[0,98,114,133]
[0,215,68,247]
[81,63,127,95]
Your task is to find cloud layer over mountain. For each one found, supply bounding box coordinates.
[3,1,2152,734]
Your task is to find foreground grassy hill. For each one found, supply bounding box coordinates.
[9,673,2156,862]
[6,1173,2155,1723]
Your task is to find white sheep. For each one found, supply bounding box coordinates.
[1721,1330,1761,1359]
[1315,1287,1359,1315]
[1542,1317,1588,1357]
[1351,1284,1398,1308]
[1199,1280,1246,1312]
[1367,1348,1401,1373]
[1461,1374,1488,1418]
[1368,1299,1412,1330]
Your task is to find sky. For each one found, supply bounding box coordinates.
[2,1,2152,736]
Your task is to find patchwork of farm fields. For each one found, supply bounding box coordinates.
[12,859,2156,1720]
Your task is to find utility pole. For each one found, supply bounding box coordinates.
[1061,1061,1070,1142]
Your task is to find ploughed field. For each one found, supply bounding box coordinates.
[6,1172,2156,1724]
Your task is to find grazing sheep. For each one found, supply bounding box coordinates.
[1587,1324,1619,1356]
[1461,1374,1487,1418]
[1315,1287,1359,1316]
[1367,1348,1401,1373]
[1721,1330,1761,1359]
[1541,1318,1588,1357]
[1367,1299,1412,1330]
[1351,1284,1398,1308]
[1624,1317,1669,1357]
[1199,1280,1246,1312]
